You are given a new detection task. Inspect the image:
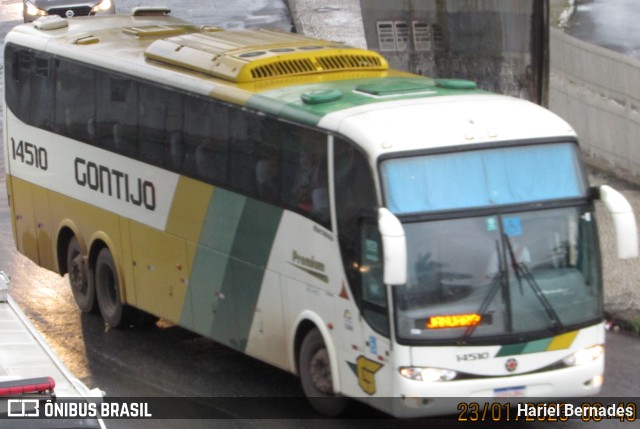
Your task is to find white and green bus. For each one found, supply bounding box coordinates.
[4,10,638,417]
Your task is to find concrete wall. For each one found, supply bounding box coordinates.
[549,27,640,179]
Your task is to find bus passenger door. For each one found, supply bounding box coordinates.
[333,138,393,399]
[334,222,394,399]
[354,222,393,399]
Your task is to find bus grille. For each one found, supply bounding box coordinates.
[250,59,316,79]
[316,54,384,70]
[48,7,93,18]
[250,54,384,80]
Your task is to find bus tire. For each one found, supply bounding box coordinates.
[299,328,348,416]
[67,236,96,313]
[94,247,129,328]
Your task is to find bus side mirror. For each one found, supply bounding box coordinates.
[378,208,407,285]
[597,185,639,259]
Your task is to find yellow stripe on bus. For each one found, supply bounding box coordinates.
[546,331,579,351]
[164,176,214,242]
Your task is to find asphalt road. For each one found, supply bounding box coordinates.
[567,0,640,58]
[0,1,639,428]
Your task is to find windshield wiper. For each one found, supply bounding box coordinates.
[504,234,564,331]
[461,240,509,341]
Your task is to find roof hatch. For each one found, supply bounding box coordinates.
[144,28,388,83]
[131,7,172,17]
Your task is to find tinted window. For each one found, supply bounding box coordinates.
[335,138,377,253]
[31,55,55,131]
[334,138,382,332]
[6,49,332,229]
[96,73,138,155]
[229,111,260,195]
[55,59,95,143]
[138,83,184,169]
[183,96,229,184]
[5,46,35,124]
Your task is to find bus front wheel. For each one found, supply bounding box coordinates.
[94,247,129,328]
[299,328,348,416]
[67,237,95,313]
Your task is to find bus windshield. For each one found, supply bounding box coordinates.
[393,207,601,343]
[380,143,601,343]
[380,143,587,214]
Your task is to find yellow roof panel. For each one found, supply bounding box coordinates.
[144,28,388,83]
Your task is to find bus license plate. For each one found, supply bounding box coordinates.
[494,386,526,397]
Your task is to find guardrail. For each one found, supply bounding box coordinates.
[549,27,640,179]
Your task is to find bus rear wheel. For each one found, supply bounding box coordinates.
[67,237,95,313]
[95,247,129,328]
[299,328,348,416]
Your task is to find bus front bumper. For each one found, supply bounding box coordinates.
[365,357,603,418]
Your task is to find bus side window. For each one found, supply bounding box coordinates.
[55,59,96,144]
[229,111,260,195]
[183,96,229,185]
[308,141,329,226]
[280,127,330,228]
[170,132,185,171]
[255,121,282,204]
[96,76,138,155]
[31,55,54,131]
[165,92,184,168]
[335,139,377,272]
[5,46,35,125]
[138,83,169,168]
[201,103,230,185]
[4,45,21,118]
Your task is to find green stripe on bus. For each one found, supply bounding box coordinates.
[520,338,552,354]
[182,189,283,352]
[181,189,245,336]
[198,188,246,253]
[247,76,485,127]
[495,332,578,357]
[213,198,283,352]
[496,343,527,357]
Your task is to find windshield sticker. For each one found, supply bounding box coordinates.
[365,239,379,262]
[502,216,523,237]
[486,216,498,232]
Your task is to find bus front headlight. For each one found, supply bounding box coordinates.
[25,1,46,17]
[399,367,457,382]
[562,345,604,367]
[92,0,113,12]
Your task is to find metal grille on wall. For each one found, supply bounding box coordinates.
[359,0,549,105]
